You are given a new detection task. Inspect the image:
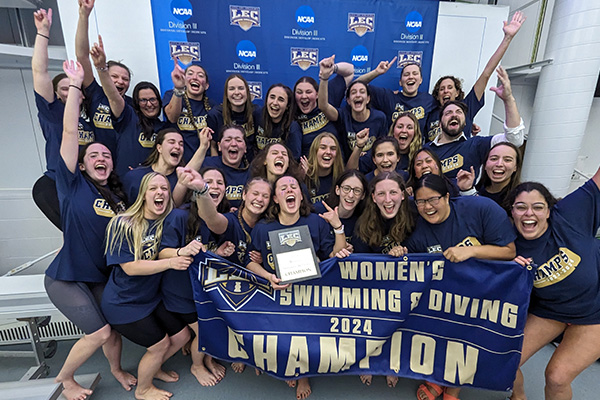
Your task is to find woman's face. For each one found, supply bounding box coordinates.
[436,78,459,105]
[266,86,289,123]
[109,65,131,97]
[347,83,370,114]
[413,151,440,179]
[335,176,365,214]
[80,143,113,186]
[373,142,399,174]
[400,64,422,97]
[137,88,160,119]
[227,77,247,112]
[511,190,550,240]
[243,181,271,216]
[157,132,184,168]
[274,176,302,216]
[294,82,318,114]
[316,136,337,171]
[203,169,226,207]
[485,145,518,186]
[415,186,450,225]
[185,65,209,98]
[372,179,404,219]
[265,144,289,178]
[55,77,70,103]
[219,128,247,168]
[393,116,416,153]
[143,175,170,220]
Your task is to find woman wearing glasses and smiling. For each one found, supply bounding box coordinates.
[90,37,166,177]
[404,173,516,400]
[506,166,600,400]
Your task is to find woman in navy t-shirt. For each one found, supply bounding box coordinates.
[303,132,345,205]
[103,172,191,400]
[506,167,600,400]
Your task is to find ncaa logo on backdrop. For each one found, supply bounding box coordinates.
[248,81,263,101]
[397,51,423,67]
[236,40,257,63]
[169,41,200,64]
[230,5,260,31]
[350,45,369,67]
[295,5,315,28]
[348,13,375,37]
[291,47,318,71]
[405,11,423,33]
[171,0,192,21]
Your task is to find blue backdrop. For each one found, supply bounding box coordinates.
[190,252,533,391]
[150,0,439,104]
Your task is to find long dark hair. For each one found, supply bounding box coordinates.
[78,142,127,212]
[142,128,185,167]
[133,81,163,141]
[505,182,558,215]
[356,172,414,247]
[249,142,302,182]
[476,142,523,195]
[185,167,231,243]
[324,169,368,216]
[261,83,294,140]
[407,148,459,197]
[265,174,313,221]
[292,76,318,119]
[223,74,254,128]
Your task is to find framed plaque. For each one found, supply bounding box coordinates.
[268,225,321,284]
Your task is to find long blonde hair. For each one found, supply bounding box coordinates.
[105,172,173,261]
[305,132,344,193]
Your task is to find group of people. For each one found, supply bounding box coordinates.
[29,2,600,400]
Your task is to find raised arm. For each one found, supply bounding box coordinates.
[356,56,397,84]
[318,202,348,257]
[472,11,526,100]
[490,66,524,147]
[89,35,125,118]
[345,128,369,170]
[334,61,355,87]
[318,55,339,122]
[32,9,54,102]
[171,127,211,206]
[59,61,85,173]
[176,166,229,234]
[75,0,96,88]
[163,60,186,123]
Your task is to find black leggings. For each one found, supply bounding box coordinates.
[112,302,188,348]
[44,275,107,334]
[33,175,61,231]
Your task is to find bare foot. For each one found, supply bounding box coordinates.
[359,374,372,386]
[204,355,225,381]
[112,368,137,391]
[286,379,297,388]
[386,375,398,388]
[231,362,246,373]
[191,363,218,386]
[135,384,172,400]
[58,377,93,400]
[181,339,192,356]
[296,377,311,399]
[154,369,179,383]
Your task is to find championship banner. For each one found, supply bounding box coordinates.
[190,252,533,391]
[150,0,439,104]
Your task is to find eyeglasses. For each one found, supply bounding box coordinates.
[415,195,443,207]
[512,202,547,214]
[139,98,158,105]
[340,185,363,196]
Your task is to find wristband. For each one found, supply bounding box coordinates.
[69,85,82,92]
[333,64,338,74]
[176,248,181,256]
[37,33,50,40]
[333,225,345,235]
[96,64,108,72]
[192,182,210,201]
[173,88,185,97]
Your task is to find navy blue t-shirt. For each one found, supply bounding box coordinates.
[162,89,214,162]
[45,157,123,282]
[314,201,359,245]
[404,196,515,254]
[296,107,340,157]
[247,214,335,272]
[336,106,388,159]
[254,110,302,160]
[207,105,260,157]
[425,87,484,143]
[122,166,178,206]
[102,219,163,325]
[514,180,600,323]
[307,173,334,205]
[352,218,403,254]
[368,86,437,134]
[425,135,493,180]
[202,156,250,208]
